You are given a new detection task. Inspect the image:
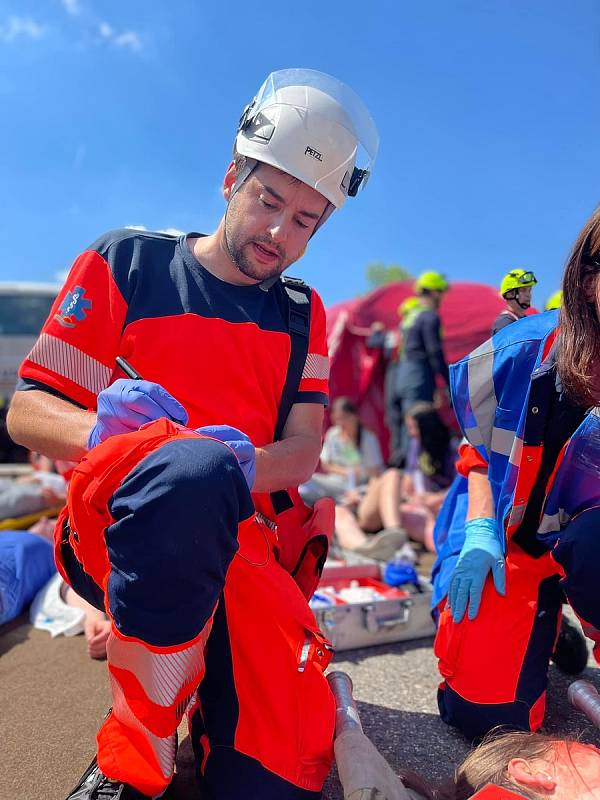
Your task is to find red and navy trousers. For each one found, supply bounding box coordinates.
[434,507,600,741]
[55,419,335,799]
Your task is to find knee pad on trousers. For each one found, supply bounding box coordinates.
[105,437,254,646]
[553,507,600,630]
[438,683,534,742]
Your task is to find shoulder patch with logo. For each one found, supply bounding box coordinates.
[54,285,92,328]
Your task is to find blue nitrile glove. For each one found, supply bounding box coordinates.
[196,425,256,490]
[448,517,506,624]
[88,379,188,449]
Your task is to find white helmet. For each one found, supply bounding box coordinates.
[234,68,379,211]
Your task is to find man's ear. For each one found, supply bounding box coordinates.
[223,161,237,201]
[506,758,556,791]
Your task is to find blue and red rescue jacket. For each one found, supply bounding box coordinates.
[432,310,600,606]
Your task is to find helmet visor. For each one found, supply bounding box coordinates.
[247,68,379,190]
[509,270,537,285]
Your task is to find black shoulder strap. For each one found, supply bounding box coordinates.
[271,276,312,515]
[274,276,312,441]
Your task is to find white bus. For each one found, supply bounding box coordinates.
[0,282,60,399]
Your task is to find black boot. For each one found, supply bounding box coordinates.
[551,616,589,675]
[65,758,152,799]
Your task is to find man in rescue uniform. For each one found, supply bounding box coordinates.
[432,207,600,741]
[7,69,379,799]
[491,269,537,336]
[392,273,449,465]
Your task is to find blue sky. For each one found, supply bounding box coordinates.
[1,0,599,308]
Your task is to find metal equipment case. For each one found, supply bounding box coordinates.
[311,562,436,651]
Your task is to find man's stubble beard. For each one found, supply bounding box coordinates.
[224,203,288,282]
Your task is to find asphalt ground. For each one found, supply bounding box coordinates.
[2,609,600,800]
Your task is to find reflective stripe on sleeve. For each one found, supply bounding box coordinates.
[466,338,497,454]
[491,426,515,458]
[27,333,112,395]
[509,436,524,467]
[302,353,330,381]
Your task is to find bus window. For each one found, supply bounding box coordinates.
[0,293,55,335]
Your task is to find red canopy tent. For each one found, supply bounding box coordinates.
[326,281,518,458]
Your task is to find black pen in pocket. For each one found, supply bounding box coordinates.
[115,356,186,424]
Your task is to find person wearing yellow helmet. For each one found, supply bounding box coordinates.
[389,272,450,465]
[397,295,423,320]
[545,289,563,311]
[414,270,450,298]
[492,269,538,335]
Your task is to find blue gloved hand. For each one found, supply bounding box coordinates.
[448,517,506,624]
[196,424,256,490]
[88,379,188,450]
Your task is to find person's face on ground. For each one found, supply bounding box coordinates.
[510,742,600,798]
[223,163,329,282]
[552,741,600,798]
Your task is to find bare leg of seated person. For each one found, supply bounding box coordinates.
[334,473,409,560]
[334,504,370,550]
[62,584,111,660]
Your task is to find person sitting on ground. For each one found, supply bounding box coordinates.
[335,403,454,555]
[300,396,385,504]
[399,730,600,799]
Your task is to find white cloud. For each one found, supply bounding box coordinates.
[54,269,69,283]
[62,0,81,16]
[113,31,142,52]
[97,20,142,52]
[98,21,113,39]
[0,15,46,42]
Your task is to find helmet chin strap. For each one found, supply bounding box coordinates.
[514,289,530,311]
[505,288,530,311]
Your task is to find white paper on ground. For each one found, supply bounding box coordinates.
[30,572,85,637]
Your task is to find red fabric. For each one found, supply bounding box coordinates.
[455,443,488,477]
[327,281,538,459]
[471,788,529,799]
[56,420,335,795]
[20,249,329,449]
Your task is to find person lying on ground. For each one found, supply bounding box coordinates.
[0,451,66,521]
[399,730,600,799]
[61,582,111,660]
